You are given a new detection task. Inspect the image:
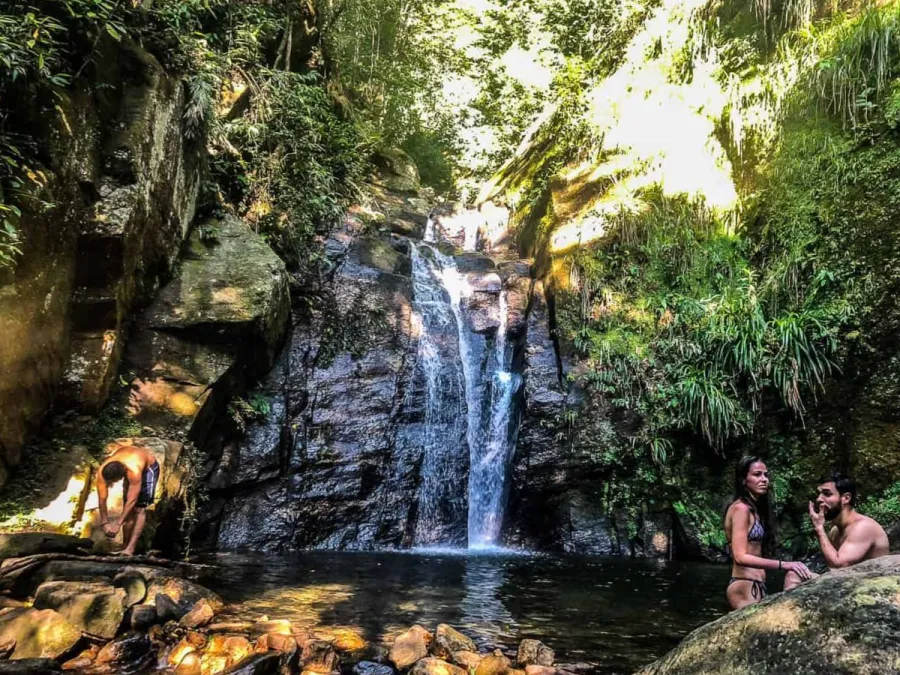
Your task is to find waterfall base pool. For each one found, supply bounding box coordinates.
[200,550,738,674]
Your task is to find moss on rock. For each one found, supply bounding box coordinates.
[637,556,900,675]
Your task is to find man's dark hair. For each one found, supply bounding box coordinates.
[101,461,127,483]
[818,471,857,506]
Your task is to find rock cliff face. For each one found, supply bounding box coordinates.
[0,39,202,487]
[203,190,545,551]
[194,186,679,555]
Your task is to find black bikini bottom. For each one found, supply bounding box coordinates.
[728,576,768,599]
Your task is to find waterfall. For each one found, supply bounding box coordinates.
[468,289,522,548]
[410,245,468,545]
[410,238,522,550]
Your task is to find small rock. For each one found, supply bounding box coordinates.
[61,645,99,671]
[301,640,339,673]
[0,659,63,674]
[130,604,158,630]
[200,635,254,675]
[516,641,554,667]
[410,658,467,675]
[179,598,215,628]
[209,622,255,633]
[332,629,368,653]
[156,593,188,622]
[432,625,476,660]
[524,667,557,675]
[114,571,148,607]
[266,634,298,654]
[0,608,81,659]
[475,652,511,675]
[353,661,395,675]
[95,631,151,665]
[206,634,252,658]
[174,651,202,675]
[202,653,232,675]
[223,652,282,674]
[252,619,292,636]
[167,632,208,667]
[148,577,224,614]
[389,626,432,670]
[451,651,483,670]
[33,581,126,639]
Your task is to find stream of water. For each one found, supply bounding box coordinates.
[410,235,523,549]
[203,550,730,675]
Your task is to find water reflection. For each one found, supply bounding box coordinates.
[460,555,515,646]
[201,551,727,674]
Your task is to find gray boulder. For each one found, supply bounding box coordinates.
[33,580,127,640]
[0,533,92,560]
[0,608,81,659]
[637,555,900,675]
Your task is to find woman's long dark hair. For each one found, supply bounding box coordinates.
[731,455,778,556]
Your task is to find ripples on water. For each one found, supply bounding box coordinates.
[200,550,730,674]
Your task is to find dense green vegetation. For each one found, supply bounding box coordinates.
[492,0,900,550]
[3,0,899,550]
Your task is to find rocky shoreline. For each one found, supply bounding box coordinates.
[0,534,571,675]
[2,535,900,675]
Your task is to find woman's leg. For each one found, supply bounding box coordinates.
[784,570,819,591]
[727,580,764,610]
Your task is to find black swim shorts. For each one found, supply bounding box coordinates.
[126,462,160,508]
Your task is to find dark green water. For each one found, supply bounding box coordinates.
[201,550,737,674]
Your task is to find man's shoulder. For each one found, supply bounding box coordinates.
[851,513,887,538]
[861,513,887,532]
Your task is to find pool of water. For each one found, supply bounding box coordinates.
[200,549,734,674]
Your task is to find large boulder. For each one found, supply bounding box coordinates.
[390,626,433,671]
[410,658,467,675]
[0,39,202,485]
[372,148,420,194]
[637,556,900,675]
[475,652,512,675]
[33,580,127,639]
[125,214,290,443]
[0,660,63,674]
[0,607,82,659]
[516,640,554,667]
[432,625,477,660]
[0,533,92,560]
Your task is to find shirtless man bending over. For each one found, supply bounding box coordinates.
[96,444,160,556]
[784,472,889,590]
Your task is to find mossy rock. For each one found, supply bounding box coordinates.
[637,555,900,675]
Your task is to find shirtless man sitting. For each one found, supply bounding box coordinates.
[96,444,160,556]
[784,472,890,590]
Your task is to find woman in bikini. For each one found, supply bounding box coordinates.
[723,456,813,609]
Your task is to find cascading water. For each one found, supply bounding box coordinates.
[410,227,523,550]
[468,290,522,548]
[410,245,469,545]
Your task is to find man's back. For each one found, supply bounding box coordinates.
[108,445,154,477]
